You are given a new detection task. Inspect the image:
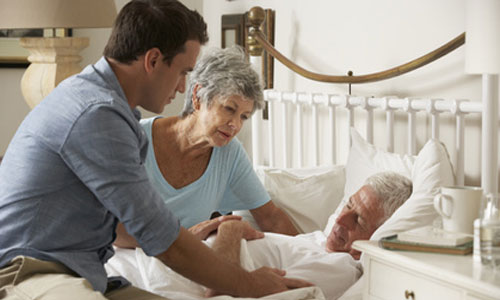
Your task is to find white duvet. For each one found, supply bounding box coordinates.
[105,231,361,300]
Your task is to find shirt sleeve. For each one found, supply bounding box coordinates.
[220,140,270,212]
[60,104,180,256]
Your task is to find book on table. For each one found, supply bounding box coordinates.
[379,226,473,255]
[397,225,473,246]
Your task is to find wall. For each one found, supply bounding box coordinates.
[0,0,202,156]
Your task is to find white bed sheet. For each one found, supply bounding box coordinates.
[105,231,361,300]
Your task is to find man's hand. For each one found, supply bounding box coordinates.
[206,267,313,298]
[188,215,243,240]
[247,267,314,297]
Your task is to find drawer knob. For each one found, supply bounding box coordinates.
[405,290,415,299]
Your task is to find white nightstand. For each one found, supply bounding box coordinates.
[353,240,500,300]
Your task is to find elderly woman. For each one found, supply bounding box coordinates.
[115,47,297,246]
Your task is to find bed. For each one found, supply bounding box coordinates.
[106,5,498,300]
[242,5,497,300]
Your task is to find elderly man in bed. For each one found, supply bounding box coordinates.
[113,46,298,250]
[206,171,412,299]
[106,171,412,300]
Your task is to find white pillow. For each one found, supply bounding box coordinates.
[371,137,455,240]
[323,128,414,235]
[235,165,345,234]
[323,127,455,240]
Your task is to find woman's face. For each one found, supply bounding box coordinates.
[197,94,254,147]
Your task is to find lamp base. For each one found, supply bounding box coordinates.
[19,37,89,108]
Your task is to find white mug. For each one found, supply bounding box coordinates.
[433,186,483,234]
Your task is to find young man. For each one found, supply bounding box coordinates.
[0,1,310,299]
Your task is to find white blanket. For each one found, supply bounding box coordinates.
[105,231,361,300]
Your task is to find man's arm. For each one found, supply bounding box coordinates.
[155,226,311,298]
[114,215,244,248]
[251,201,299,236]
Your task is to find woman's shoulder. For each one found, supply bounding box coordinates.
[139,116,164,134]
[215,138,248,165]
[139,116,162,127]
[222,137,244,153]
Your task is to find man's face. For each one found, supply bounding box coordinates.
[144,40,201,113]
[325,185,384,259]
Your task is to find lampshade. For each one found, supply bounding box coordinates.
[0,0,117,108]
[0,0,116,29]
[465,0,500,74]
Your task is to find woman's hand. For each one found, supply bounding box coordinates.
[188,215,243,240]
[216,220,264,241]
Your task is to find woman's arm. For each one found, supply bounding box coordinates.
[188,214,242,240]
[251,201,299,236]
[114,222,139,248]
[115,215,244,248]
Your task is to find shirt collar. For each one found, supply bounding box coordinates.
[94,57,142,121]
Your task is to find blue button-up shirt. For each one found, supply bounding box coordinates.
[0,57,180,293]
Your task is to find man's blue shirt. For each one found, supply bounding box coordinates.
[0,57,180,293]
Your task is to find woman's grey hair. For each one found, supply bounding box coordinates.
[181,46,264,117]
[364,171,413,226]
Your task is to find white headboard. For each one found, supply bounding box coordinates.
[251,91,483,189]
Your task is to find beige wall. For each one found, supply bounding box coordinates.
[0,0,202,156]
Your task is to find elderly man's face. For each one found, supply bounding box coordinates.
[325,185,385,259]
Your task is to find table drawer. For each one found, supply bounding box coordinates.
[367,259,462,300]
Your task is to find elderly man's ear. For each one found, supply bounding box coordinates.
[192,84,202,110]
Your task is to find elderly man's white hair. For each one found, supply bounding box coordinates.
[363,171,412,226]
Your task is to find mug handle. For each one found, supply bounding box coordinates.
[433,194,453,218]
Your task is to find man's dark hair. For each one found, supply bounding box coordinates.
[104,0,208,65]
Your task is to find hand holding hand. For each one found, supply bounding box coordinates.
[188,215,242,240]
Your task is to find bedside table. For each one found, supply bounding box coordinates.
[353,240,500,300]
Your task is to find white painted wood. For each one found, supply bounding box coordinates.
[255,90,486,188]
[251,112,261,169]
[456,112,466,186]
[354,241,500,300]
[312,100,319,166]
[328,104,337,165]
[427,99,441,139]
[386,110,394,153]
[358,96,374,144]
[481,74,499,195]
[250,56,263,168]
[296,102,303,168]
[405,98,417,155]
[432,114,440,140]
[281,97,289,168]
[267,100,275,167]
[366,109,374,144]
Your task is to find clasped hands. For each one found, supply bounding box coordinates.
[188,214,244,240]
